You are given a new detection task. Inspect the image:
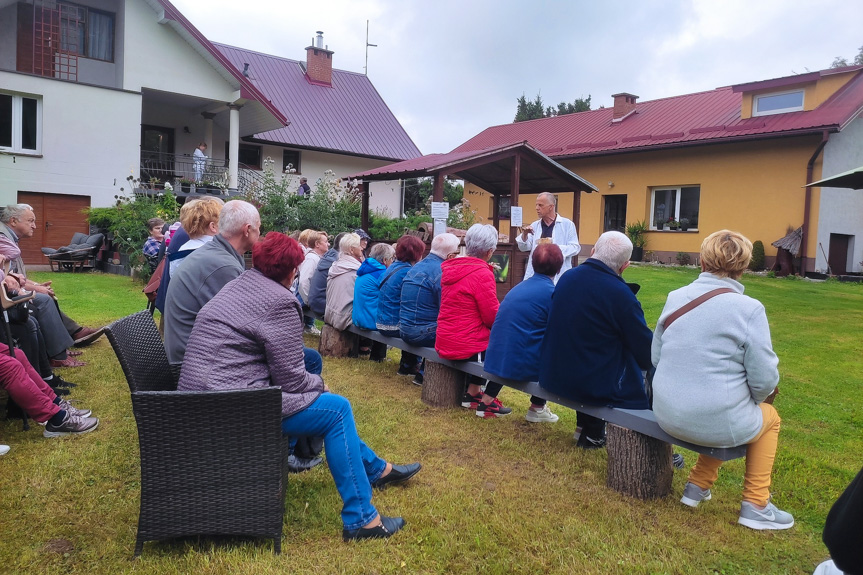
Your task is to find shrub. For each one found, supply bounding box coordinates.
[369,212,432,241]
[676,252,691,266]
[750,240,766,270]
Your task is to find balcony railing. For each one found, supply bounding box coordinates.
[139,152,266,194]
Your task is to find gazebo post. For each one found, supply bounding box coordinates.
[573,188,581,265]
[492,193,500,230]
[359,182,369,231]
[432,173,445,202]
[509,154,521,245]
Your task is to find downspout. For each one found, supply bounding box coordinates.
[802,130,830,274]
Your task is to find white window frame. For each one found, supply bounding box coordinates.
[0,92,43,155]
[649,185,699,231]
[753,89,804,117]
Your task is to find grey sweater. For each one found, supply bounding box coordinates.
[163,234,244,365]
[651,273,779,448]
[178,269,324,416]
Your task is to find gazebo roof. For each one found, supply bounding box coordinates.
[346,141,597,195]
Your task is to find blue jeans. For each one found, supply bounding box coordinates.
[303,347,322,375]
[297,294,316,330]
[281,393,387,529]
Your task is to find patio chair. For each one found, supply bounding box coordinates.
[41,232,104,272]
[105,311,289,556]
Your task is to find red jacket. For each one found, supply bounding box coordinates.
[435,257,499,359]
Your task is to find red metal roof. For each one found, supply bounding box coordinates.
[453,68,863,159]
[215,43,422,162]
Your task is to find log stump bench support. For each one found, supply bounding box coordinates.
[318,324,358,358]
[305,311,746,499]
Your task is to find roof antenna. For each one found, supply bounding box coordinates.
[364,20,377,75]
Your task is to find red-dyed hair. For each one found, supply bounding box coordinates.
[252,232,305,284]
[395,234,425,264]
[532,243,564,277]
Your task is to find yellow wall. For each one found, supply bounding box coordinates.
[470,135,824,265]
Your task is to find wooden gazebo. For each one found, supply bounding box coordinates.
[347,142,597,297]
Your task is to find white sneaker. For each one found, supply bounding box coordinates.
[0,445,9,456]
[525,405,559,423]
[738,500,794,530]
[304,325,321,336]
[57,399,92,418]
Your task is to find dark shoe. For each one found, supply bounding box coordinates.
[396,366,416,376]
[460,391,482,409]
[343,516,405,541]
[50,357,87,368]
[475,398,513,419]
[412,373,423,387]
[49,375,77,388]
[673,453,685,469]
[576,434,606,450]
[372,462,421,490]
[287,454,323,474]
[49,385,70,397]
[72,327,105,347]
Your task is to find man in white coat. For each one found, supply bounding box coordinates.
[516,192,580,283]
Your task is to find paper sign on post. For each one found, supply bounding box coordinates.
[431,202,449,220]
[433,219,446,237]
[510,206,523,228]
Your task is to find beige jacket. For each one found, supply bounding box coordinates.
[324,254,361,330]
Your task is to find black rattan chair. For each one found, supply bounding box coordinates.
[104,310,176,392]
[106,312,289,555]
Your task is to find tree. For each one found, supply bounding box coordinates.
[403,177,465,214]
[830,45,863,68]
[515,93,591,122]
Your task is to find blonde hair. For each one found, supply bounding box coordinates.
[306,230,325,249]
[180,197,224,238]
[700,230,753,279]
[298,229,315,248]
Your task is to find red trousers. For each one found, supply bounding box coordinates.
[0,342,59,423]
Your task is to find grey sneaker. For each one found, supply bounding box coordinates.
[680,482,712,507]
[303,325,321,336]
[525,405,559,423]
[738,500,794,530]
[43,412,99,438]
[57,399,92,418]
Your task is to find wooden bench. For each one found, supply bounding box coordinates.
[306,311,746,499]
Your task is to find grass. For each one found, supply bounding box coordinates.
[0,267,860,574]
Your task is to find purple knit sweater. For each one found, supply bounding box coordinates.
[177,268,324,416]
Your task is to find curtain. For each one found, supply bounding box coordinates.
[88,11,113,61]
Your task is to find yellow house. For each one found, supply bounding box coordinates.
[457,66,863,274]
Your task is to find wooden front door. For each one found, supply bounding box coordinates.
[17,192,91,266]
[828,233,851,276]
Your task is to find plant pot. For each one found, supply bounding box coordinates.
[680,225,689,232]
[181,183,192,193]
[631,246,644,262]
[656,223,664,230]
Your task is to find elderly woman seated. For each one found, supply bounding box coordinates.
[168,197,224,276]
[652,230,793,531]
[353,242,395,361]
[436,223,511,418]
[325,232,363,332]
[376,235,427,377]
[484,243,564,423]
[178,233,421,540]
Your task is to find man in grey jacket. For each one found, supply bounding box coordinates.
[163,201,260,366]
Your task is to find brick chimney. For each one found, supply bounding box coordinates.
[305,31,334,86]
[611,93,638,121]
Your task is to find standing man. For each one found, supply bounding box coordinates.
[516,192,580,283]
[297,177,311,197]
[538,231,653,449]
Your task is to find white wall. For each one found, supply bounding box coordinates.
[818,116,863,273]
[0,71,141,207]
[123,0,238,101]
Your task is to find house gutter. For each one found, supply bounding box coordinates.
[802,130,831,274]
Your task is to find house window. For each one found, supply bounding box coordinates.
[226,143,262,170]
[753,90,804,116]
[60,3,115,62]
[0,92,41,154]
[650,186,700,230]
[282,150,301,174]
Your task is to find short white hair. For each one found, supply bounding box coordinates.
[369,242,394,262]
[218,200,260,238]
[537,192,556,209]
[339,232,361,255]
[464,224,498,258]
[1,204,34,224]
[593,231,632,271]
[430,233,460,258]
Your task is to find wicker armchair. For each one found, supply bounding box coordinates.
[105,312,289,556]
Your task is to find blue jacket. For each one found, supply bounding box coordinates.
[307,248,338,316]
[484,274,554,381]
[352,257,387,330]
[538,258,653,409]
[399,253,444,344]
[376,260,412,330]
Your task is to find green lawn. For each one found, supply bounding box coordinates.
[0,267,860,574]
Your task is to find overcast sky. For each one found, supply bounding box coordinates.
[170,0,862,156]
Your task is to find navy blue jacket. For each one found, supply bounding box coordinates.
[538,258,653,409]
[484,274,554,382]
[307,248,338,316]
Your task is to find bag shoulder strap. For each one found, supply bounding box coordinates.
[662,287,735,330]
